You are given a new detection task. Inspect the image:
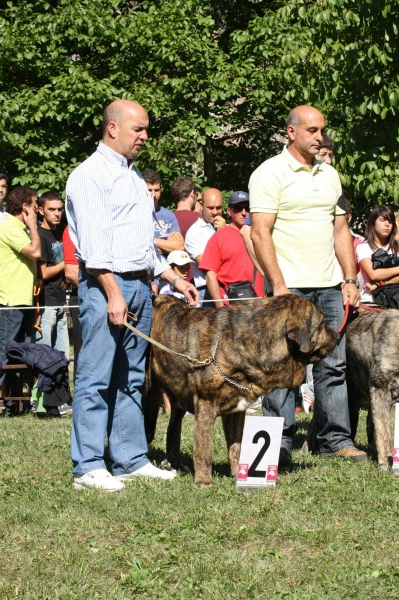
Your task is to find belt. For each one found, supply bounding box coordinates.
[79,263,148,279]
[197,285,207,291]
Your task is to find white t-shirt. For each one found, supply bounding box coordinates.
[356,241,398,303]
[185,219,216,287]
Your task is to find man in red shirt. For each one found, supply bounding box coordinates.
[199,191,263,306]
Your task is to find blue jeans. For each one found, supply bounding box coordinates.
[35,307,70,360]
[70,271,152,476]
[262,286,352,454]
[0,307,33,381]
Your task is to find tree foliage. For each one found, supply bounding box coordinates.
[0,0,398,212]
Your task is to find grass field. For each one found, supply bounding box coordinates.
[1,410,399,600]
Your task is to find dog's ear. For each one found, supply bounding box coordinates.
[286,323,312,354]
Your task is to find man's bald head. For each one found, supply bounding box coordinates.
[102,99,149,161]
[286,105,324,130]
[285,105,326,166]
[203,188,223,205]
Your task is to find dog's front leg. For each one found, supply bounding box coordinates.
[221,412,245,477]
[369,386,392,472]
[193,399,216,486]
[166,400,186,471]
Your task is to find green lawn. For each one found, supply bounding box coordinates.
[1,410,399,600]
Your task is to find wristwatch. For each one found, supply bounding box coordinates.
[343,279,359,288]
[170,275,181,291]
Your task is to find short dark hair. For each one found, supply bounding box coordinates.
[6,186,37,216]
[0,172,9,184]
[171,176,196,203]
[38,190,62,208]
[320,134,334,151]
[142,170,162,186]
[285,109,301,129]
[102,103,125,138]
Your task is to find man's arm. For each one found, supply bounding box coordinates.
[154,231,184,254]
[205,270,224,308]
[250,213,289,296]
[160,267,199,305]
[240,224,264,276]
[20,204,41,260]
[65,264,79,287]
[37,260,65,280]
[333,214,360,307]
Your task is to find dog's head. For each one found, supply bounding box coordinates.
[285,296,338,362]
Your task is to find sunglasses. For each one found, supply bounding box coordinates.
[230,205,250,213]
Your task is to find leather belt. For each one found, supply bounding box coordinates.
[79,263,148,279]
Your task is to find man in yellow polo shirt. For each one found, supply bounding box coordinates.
[249,105,366,465]
[0,187,41,395]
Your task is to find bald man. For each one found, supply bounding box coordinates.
[249,105,366,466]
[66,100,198,491]
[185,187,226,305]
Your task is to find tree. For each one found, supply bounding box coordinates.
[232,0,399,211]
[0,0,267,198]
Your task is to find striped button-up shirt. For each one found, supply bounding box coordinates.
[66,141,168,276]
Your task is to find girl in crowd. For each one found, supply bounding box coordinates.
[356,205,399,305]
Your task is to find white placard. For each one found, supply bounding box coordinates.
[393,403,399,475]
[236,416,284,489]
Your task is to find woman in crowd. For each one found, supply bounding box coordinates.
[356,205,399,305]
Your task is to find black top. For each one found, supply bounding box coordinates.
[38,227,66,306]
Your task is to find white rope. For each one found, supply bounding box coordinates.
[0,305,79,310]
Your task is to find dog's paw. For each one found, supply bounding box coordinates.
[161,459,191,475]
[377,463,389,473]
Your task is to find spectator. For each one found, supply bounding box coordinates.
[0,172,9,220]
[36,191,69,360]
[316,133,334,164]
[143,169,184,294]
[199,191,263,307]
[0,187,41,408]
[185,188,226,305]
[356,205,399,305]
[66,99,197,492]
[172,176,201,238]
[62,225,81,383]
[249,104,366,465]
[159,250,195,301]
[194,187,203,213]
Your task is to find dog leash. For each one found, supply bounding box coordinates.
[337,301,384,334]
[124,312,251,391]
[124,311,213,367]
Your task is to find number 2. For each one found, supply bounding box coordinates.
[248,430,271,477]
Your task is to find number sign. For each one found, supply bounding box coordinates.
[236,416,284,489]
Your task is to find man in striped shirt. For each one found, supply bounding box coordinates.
[66,99,198,492]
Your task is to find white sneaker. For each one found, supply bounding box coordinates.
[59,403,73,416]
[115,462,177,481]
[73,469,125,492]
[301,383,315,414]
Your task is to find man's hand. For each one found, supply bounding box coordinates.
[213,216,226,231]
[174,278,199,306]
[22,203,38,230]
[107,295,128,327]
[342,282,360,308]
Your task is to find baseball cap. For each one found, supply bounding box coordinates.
[167,250,194,266]
[228,191,249,206]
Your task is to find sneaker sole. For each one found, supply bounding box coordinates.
[73,481,124,492]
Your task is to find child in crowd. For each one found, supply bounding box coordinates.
[159,250,195,301]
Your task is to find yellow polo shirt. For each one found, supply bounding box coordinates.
[0,214,36,305]
[249,146,345,292]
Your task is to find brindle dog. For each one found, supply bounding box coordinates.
[307,308,399,472]
[143,294,337,486]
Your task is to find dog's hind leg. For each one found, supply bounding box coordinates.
[221,412,245,478]
[143,381,163,445]
[193,399,216,486]
[165,400,186,471]
[369,386,392,472]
